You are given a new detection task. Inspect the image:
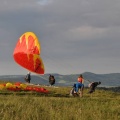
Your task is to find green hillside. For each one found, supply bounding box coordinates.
[0,72,120,87]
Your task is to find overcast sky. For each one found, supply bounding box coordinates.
[0,0,120,75]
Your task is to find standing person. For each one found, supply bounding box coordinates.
[49,74,55,86]
[88,81,101,93]
[25,72,31,83]
[77,74,84,97]
[78,74,84,84]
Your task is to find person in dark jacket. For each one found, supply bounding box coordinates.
[25,72,31,83]
[49,74,55,86]
[88,81,101,93]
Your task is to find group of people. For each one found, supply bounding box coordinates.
[24,72,101,97]
[24,72,56,86]
[70,74,101,97]
[70,75,84,97]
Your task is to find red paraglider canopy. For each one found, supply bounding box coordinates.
[13,32,45,74]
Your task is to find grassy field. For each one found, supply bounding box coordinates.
[0,82,120,120]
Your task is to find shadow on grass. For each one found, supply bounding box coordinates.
[0,90,71,98]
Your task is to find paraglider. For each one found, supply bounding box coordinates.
[12,32,49,94]
[13,32,45,74]
[0,82,49,93]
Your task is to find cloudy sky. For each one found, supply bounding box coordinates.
[0,0,120,75]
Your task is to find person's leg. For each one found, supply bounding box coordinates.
[76,83,83,97]
[88,86,94,93]
[70,88,74,96]
[79,85,84,97]
[75,83,79,92]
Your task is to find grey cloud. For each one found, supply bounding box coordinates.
[0,0,120,75]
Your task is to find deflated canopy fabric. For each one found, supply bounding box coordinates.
[13,32,45,74]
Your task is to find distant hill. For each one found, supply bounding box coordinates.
[0,72,120,87]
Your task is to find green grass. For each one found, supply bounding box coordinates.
[0,82,120,120]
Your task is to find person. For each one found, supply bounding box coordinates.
[88,81,101,93]
[70,82,84,97]
[74,82,84,97]
[24,72,31,83]
[49,74,55,86]
[78,74,84,84]
[76,74,84,97]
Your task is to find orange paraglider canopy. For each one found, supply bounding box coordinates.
[13,32,45,74]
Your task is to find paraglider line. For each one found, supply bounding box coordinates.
[84,79,91,83]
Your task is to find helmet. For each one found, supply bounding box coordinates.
[28,72,31,74]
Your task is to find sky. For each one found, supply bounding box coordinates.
[0,0,120,75]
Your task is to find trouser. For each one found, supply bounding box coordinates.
[75,82,84,92]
